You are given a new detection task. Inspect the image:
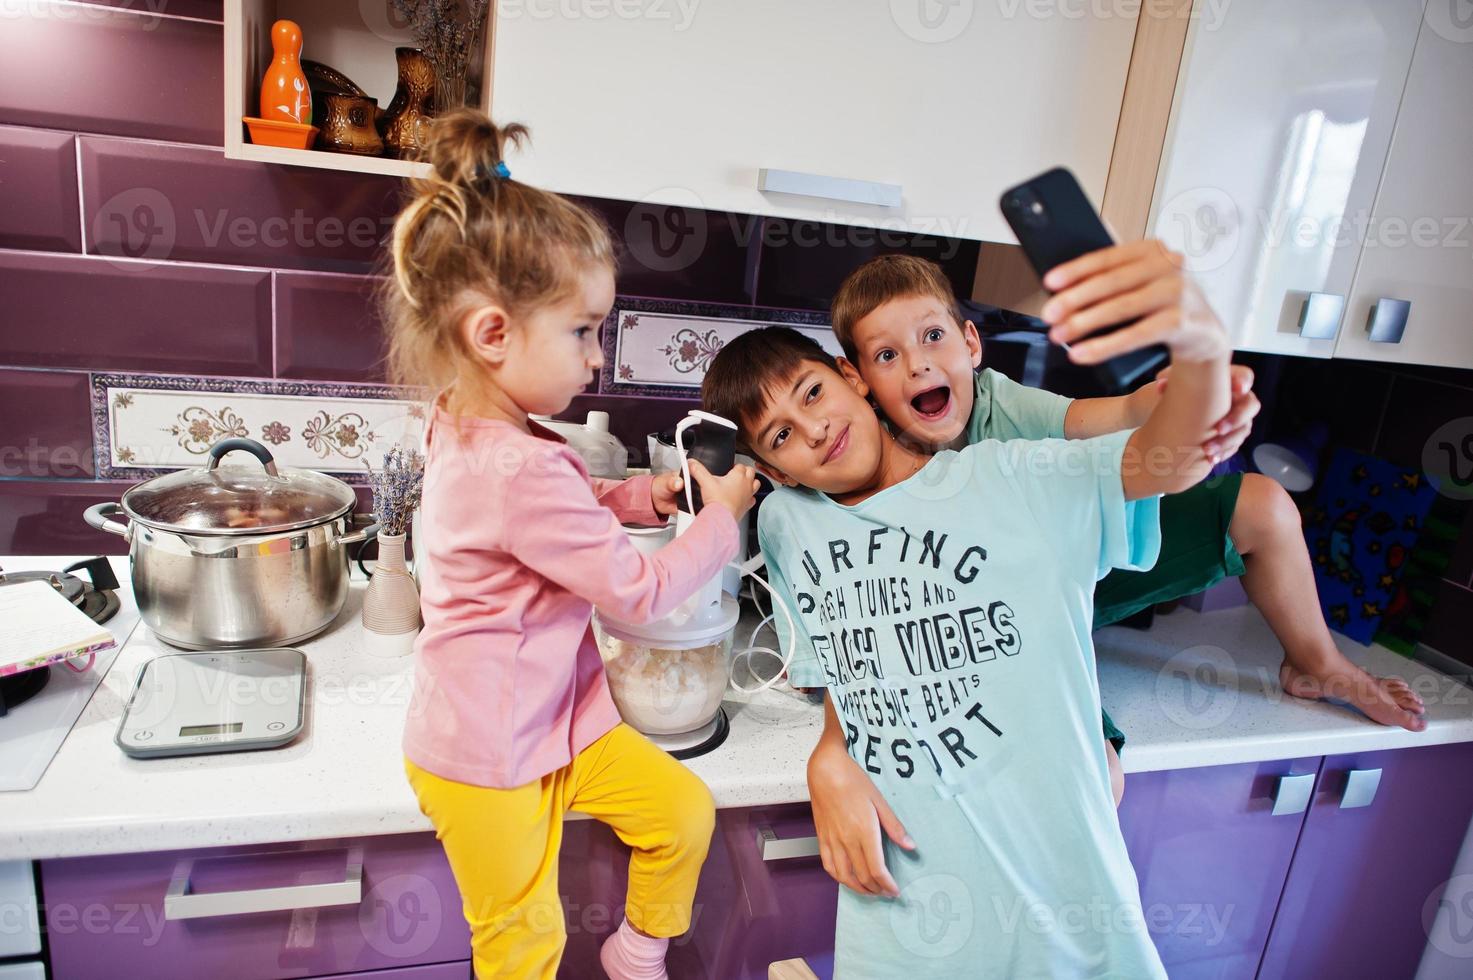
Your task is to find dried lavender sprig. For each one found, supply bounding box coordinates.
[367,444,426,537]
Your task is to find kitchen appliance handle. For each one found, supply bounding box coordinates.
[756,825,822,862]
[83,502,131,538]
[208,437,280,477]
[339,521,380,547]
[1271,772,1316,816]
[163,853,363,920]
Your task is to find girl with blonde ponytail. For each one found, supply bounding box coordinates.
[387,109,759,980]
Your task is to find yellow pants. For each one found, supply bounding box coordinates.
[404,722,716,979]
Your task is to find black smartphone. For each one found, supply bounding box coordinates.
[999,167,1168,392]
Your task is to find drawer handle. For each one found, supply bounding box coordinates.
[1271,772,1316,816]
[1297,291,1344,340]
[1340,768,1382,809]
[163,853,363,920]
[757,168,902,208]
[756,826,822,862]
[1368,298,1411,343]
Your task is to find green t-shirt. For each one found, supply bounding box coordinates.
[759,433,1165,978]
[967,367,1073,444]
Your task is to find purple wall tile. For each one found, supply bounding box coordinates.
[77,0,223,21]
[1422,579,1473,669]
[573,195,757,305]
[755,216,980,312]
[0,370,95,478]
[0,480,135,556]
[81,137,403,273]
[1450,507,1473,587]
[0,4,222,146]
[275,273,387,382]
[0,251,271,375]
[1373,374,1473,471]
[0,126,81,253]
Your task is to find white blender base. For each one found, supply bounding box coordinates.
[643,709,729,759]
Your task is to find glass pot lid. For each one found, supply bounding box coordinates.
[121,438,356,536]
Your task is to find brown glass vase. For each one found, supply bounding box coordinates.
[317,94,384,156]
[380,47,436,161]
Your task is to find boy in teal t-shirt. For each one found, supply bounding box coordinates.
[703,241,1230,978]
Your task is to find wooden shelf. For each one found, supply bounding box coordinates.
[224,0,494,180]
[229,140,429,179]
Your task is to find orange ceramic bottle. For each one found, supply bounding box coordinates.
[260,20,311,125]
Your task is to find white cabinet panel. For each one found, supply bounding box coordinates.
[1151,0,1425,357]
[1334,12,1473,369]
[491,0,1136,242]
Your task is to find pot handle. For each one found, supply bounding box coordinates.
[208,437,279,477]
[83,502,131,538]
[339,521,380,547]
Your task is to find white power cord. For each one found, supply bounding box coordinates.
[725,551,798,696]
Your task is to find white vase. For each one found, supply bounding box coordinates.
[363,533,420,657]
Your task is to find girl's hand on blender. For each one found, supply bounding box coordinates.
[688,459,760,520]
[650,471,686,517]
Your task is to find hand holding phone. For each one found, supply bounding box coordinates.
[999,168,1171,391]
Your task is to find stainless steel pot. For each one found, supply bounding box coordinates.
[84,438,377,650]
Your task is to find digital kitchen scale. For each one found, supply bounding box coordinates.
[116,648,306,758]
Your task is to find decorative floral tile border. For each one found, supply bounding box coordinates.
[91,374,427,483]
[600,297,837,398]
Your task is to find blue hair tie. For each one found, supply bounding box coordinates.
[474,160,511,185]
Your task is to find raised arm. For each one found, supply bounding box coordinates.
[1040,240,1231,500]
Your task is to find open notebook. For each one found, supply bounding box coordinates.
[0,580,118,677]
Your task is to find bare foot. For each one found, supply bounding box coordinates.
[1279,659,1428,731]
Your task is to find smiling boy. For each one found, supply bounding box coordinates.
[701,242,1231,978]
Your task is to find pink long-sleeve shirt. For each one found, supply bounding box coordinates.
[403,408,739,788]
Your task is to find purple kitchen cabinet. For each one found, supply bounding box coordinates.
[1118,758,1321,979]
[1257,741,1473,980]
[40,833,471,979]
[555,804,837,979]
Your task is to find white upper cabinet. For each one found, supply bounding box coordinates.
[1332,11,1473,369]
[489,0,1138,243]
[1150,0,1426,357]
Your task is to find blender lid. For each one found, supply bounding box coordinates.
[598,596,740,648]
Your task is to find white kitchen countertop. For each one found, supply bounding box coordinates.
[1,556,1470,861]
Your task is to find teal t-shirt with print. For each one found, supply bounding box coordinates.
[759,431,1165,979]
[967,367,1072,444]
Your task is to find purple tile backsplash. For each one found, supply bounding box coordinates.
[0,370,95,479]
[80,137,404,274]
[0,126,82,253]
[0,250,272,375]
[275,273,388,382]
[77,0,224,20]
[0,3,222,146]
[0,481,136,557]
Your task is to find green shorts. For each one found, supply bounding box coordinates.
[1095,473,1246,753]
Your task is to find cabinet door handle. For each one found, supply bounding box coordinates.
[163,852,363,920]
[1297,292,1345,340]
[1272,772,1316,815]
[1368,298,1411,343]
[758,168,903,208]
[1339,768,1383,809]
[756,826,822,862]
